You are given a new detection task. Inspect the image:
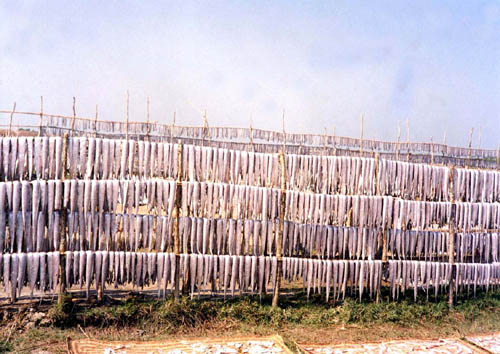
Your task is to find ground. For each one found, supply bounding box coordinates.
[1,289,500,353]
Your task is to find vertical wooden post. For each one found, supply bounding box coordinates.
[71,97,76,136]
[374,152,383,303]
[272,112,286,307]
[406,119,410,162]
[497,143,500,170]
[333,125,337,156]
[94,105,98,138]
[323,127,327,155]
[8,102,16,137]
[448,165,456,307]
[170,112,176,145]
[396,121,401,161]
[360,114,364,156]
[478,127,482,149]
[39,96,43,137]
[249,122,254,151]
[58,133,69,304]
[172,141,183,302]
[202,110,208,146]
[273,150,286,307]
[146,97,150,141]
[125,91,130,140]
[430,137,434,165]
[467,128,474,168]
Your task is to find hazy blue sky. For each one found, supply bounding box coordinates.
[1,1,499,148]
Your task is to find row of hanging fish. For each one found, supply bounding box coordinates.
[2,135,499,201]
[282,258,383,301]
[454,262,500,296]
[0,252,60,302]
[0,251,281,302]
[2,180,500,253]
[0,137,63,180]
[387,230,449,261]
[387,260,453,301]
[387,260,500,301]
[455,232,500,264]
[282,223,380,260]
[42,115,498,161]
[378,160,449,201]
[453,167,500,203]
[0,207,378,261]
[8,204,500,264]
[62,138,500,203]
[171,136,497,169]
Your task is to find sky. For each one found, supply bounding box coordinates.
[0,1,499,148]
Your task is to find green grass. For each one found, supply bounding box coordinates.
[44,288,500,332]
[3,289,500,353]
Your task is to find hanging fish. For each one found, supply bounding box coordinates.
[85,250,93,299]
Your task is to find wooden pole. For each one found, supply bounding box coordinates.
[467,128,474,168]
[374,152,383,303]
[497,143,500,170]
[172,141,183,302]
[396,121,401,160]
[478,127,482,149]
[443,129,448,158]
[281,109,286,152]
[146,97,150,141]
[170,112,176,145]
[272,111,286,307]
[323,127,327,155]
[125,91,130,140]
[333,125,337,156]
[71,97,76,136]
[39,96,43,137]
[249,115,254,151]
[58,133,69,305]
[8,102,16,136]
[360,114,364,156]
[406,119,410,162]
[94,105,98,138]
[448,165,456,307]
[430,137,434,165]
[273,150,286,307]
[202,110,208,146]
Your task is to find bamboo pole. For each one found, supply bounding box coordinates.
[94,105,98,138]
[202,110,208,146]
[8,102,16,136]
[248,113,255,151]
[71,97,76,136]
[273,150,286,307]
[272,111,286,307]
[396,121,401,160]
[125,91,130,140]
[323,127,327,155]
[58,133,69,305]
[467,128,474,168]
[146,97,150,141]
[172,141,183,302]
[497,143,500,170]
[39,96,43,137]
[430,137,434,165]
[360,115,364,155]
[170,112,176,144]
[448,165,456,307]
[406,119,410,162]
[333,125,337,156]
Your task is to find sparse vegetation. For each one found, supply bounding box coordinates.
[2,289,500,352]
